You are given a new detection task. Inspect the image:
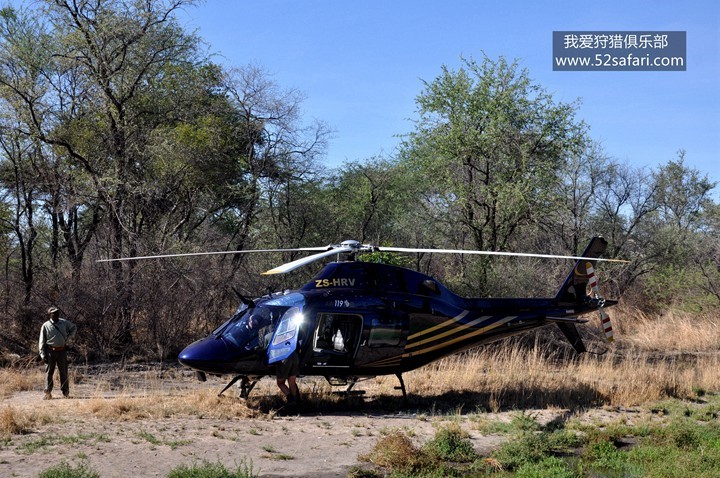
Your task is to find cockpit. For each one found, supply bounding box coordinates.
[212,292,306,352]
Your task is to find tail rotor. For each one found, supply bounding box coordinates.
[586,262,615,342]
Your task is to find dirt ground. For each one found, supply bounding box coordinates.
[0,364,639,478]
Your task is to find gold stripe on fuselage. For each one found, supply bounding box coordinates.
[402,316,516,359]
[407,310,469,341]
[364,315,517,367]
[405,315,491,350]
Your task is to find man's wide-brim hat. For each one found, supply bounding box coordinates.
[48,306,59,314]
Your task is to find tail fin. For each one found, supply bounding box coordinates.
[555,237,609,305]
[553,237,611,354]
[556,322,587,353]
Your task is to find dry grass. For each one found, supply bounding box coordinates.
[78,389,264,421]
[401,340,720,409]
[0,368,41,398]
[0,346,717,423]
[359,429,426,471]
[617,305,720,352]
[0,406,32,436]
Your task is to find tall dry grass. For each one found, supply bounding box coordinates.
[0,406,32,436]
[615,304,720,352]
[399,302,720,410]
[0,368,41,398]
[403,345,720,409]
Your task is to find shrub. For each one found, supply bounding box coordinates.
[492,432,550,471]
[360,430,427,472]
[515,456,579,478]
[585,440,626,473]
[166,459,255,478]
[38,460,100,478]
[423,423,477,462]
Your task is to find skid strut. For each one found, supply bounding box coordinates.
[218,375,258,399]
[395,373,408,402]
[218,375,243,397]
[237,377,258,399]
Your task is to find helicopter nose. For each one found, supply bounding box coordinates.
[178,336,234,372]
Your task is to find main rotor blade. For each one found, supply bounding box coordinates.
[262,246,355,275]
[377,246,630,263]
[96,247,330,263]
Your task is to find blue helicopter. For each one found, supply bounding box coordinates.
[141,237,624,399]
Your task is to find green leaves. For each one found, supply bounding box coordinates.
[401,55,589,290]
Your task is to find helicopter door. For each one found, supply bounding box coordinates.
[311,312,363,367]
[267,306,303,365]
[353,311,408,367]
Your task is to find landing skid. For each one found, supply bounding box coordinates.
[331,378,367,397]
[326,376,370,397]
[218,375,259,399]
[324,375,408,401]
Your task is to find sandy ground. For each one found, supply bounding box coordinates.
[0,364,638,478]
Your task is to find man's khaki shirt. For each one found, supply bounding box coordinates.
[39,319,77,358]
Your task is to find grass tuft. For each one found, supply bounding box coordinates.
[423,422,477,462]
[0,368,40,398]
[360,429,427,472]
[514,456,579,478]
[166,459,256,478]
[38,460,100,478]
[0,406,31,436]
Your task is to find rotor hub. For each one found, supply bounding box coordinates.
[340,240,361,249]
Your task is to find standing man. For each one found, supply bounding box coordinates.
[38,306,77,399]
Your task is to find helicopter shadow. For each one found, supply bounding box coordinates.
[250,380,608,418]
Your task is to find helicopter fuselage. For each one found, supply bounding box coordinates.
[178,257,612,386]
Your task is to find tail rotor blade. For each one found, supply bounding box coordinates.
[586,262,615,343]
[586,262,600,296]
[599,308,615,343]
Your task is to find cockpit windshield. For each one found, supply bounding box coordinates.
[212,304,249,336]
[217,293,305,351]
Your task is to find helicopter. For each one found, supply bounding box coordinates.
[101,236,625,399]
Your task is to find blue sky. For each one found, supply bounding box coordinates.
[182,1,719,183]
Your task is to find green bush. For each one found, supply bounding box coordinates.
[545,429,581,451]
[38,461,100,478]
[166,459,255,478]
[509,411,542,433]
[423,423,478,462]
[492,432,550,471]
[515,456,579,478]
[585,440,626,473]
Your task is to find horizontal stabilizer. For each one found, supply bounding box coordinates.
[545,317,589,324]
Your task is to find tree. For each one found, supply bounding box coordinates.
[325,157,413,244]
[400,55,587,290]
[0,126,39,306]
[653,151,716,234]
[696,201,720,306]
[635,153,718,309]
[223,65,329,255]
